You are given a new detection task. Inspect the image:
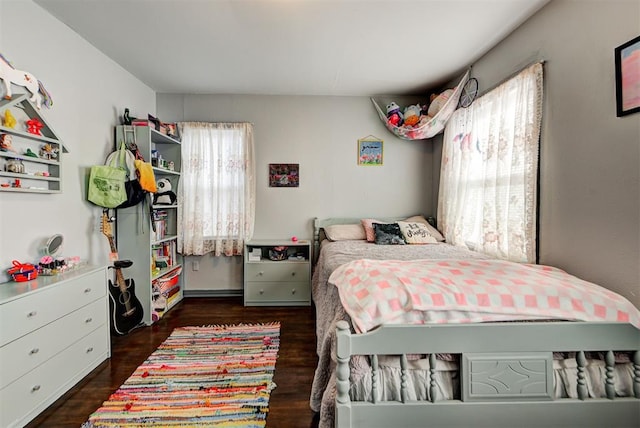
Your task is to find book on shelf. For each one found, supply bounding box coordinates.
[152,240,177,270]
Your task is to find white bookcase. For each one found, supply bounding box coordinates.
[114,125,183,325]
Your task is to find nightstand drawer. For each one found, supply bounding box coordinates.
[245,262,309,282]
[245,281,310,303]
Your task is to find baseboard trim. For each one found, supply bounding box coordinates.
[183,289,243,298]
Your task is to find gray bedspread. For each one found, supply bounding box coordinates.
[309,240,489,428]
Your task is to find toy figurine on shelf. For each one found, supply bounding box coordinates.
[25,148,38,158]
[2,109,17,128]
[0,53,54,109]
[40,143,58,160]
[0,133,15,152]
[26,117,43,135]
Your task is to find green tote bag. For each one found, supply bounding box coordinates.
[87,152,127,208]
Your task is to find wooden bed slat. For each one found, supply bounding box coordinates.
[605,350,616,399]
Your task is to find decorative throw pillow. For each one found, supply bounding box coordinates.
[324,224,366,241]
[361,218,389,242]
[404,215,445,242]
[373,223,406,245]
[397,221,438,244]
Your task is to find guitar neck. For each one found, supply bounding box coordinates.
[106,235,128,295]
[107,236,118,255]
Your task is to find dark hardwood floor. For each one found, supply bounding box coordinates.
[26,297,321,428]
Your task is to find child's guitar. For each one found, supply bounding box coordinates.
[101,211,144,335]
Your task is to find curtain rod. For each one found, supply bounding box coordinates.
[477,59,546,98]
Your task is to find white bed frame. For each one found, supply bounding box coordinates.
[312,217,640,428]
[336,321,639,428]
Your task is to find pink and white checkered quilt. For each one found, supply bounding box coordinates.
[329,258,640,333]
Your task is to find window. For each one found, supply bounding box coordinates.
[437,63,543,263]
[178,122,255,256]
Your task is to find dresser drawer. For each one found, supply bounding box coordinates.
[0,299,107,389]
[0,269,105,347]
[245,281,310,303]
[0,325,109,428]
[245,262,310,283]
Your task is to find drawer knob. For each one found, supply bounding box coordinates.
[86,347,94,353]
[27,311,37,318]
[84,287,92,293]
[29,348,39,355]
[259,289,264,295]
[85,317,93,323]
[258,271,264,276]
[31,385,41,392]
[292,289,296,294]
[291,272,296,276]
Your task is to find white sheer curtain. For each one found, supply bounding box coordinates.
[178,122,255,256]
[438,63,543,263]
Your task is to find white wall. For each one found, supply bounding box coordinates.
[434,0,640,307]
[158,94,435,292]
[0,0,155,282]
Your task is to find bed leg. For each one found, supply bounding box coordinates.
[336,321,351,428]
[336,321,351,406]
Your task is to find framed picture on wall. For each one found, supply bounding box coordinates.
[357,136,383,166]
[269,163,299,187]
[614,34,640,117]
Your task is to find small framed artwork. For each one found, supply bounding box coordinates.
[357,136,383,166]
[269,163,299,187]
[615,35,640,117]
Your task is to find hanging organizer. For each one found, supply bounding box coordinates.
[371,69,470,141]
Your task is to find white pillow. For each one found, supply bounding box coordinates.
[324,224,366,241]
[397,221,438,244]
[404,215,445,242]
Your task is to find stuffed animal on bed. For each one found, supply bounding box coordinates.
[153,178,177,205]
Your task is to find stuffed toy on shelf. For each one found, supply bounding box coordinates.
[153,178,177,205]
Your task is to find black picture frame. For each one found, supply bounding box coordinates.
[614,35,640,117]
[268,163,299,187]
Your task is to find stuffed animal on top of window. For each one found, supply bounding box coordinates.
[153,178,177,205]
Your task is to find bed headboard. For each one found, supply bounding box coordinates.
[312,216,413,264]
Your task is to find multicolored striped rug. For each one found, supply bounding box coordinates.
[83,323,280,427]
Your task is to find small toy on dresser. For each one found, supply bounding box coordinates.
[153,178,177,205]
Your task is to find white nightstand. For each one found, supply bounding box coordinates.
[243,240,311,306]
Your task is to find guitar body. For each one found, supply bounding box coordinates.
[101,210,144,336]
[108,276,144,335]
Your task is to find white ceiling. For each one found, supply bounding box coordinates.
[34,0,550,96]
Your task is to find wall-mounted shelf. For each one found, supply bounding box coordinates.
[0,94,66,193]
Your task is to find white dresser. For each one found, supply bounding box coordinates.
[0,266,110,428]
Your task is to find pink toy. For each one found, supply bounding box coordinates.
[291,236,298,242]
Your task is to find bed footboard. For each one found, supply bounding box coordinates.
[335,321,640,428]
